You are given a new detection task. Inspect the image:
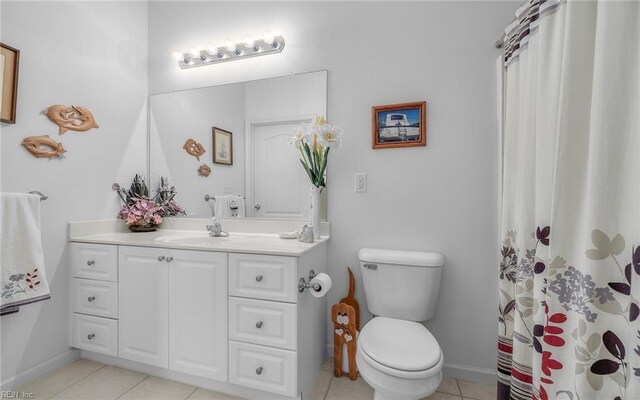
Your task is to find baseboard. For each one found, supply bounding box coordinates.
[442,362,496,384]
[325,344,496,385]
[0,348,80,391]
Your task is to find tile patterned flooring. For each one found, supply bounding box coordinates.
[15,358,497,400]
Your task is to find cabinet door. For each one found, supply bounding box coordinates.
[118,246,169,368]
[169,249,228,381]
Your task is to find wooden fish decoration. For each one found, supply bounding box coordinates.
[197,164,211,177]
[45,105,99,134]
[183,138,206,161]
[21,135,67,158]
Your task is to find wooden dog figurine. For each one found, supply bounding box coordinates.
[331,303,357,380]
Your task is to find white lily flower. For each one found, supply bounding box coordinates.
[314,115,327,127]
[288,125,308,149]
[317,124,343,148]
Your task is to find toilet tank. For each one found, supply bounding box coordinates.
[358,248,444,322]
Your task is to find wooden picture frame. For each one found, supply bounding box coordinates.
[212,127,233,165]
[371,101,426,149]
[1,43,20,124]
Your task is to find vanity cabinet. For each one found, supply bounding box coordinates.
[118,246,169,368]
[69,235,327,400]
[168,249,228,380]
[118,246,228,378]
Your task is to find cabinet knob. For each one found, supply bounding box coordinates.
[87,333,95,340]
[255,366,263,375]
[158,256,165,261]
[166,257,174,262]
[87,260,95,266]
[255,275,263,282]
[87,296,96,302]
[256,321,263,329]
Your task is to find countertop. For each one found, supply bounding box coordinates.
[69,229,328,256]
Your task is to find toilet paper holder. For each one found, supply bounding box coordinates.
[298,269,321,293]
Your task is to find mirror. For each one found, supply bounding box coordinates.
[149,70,327,220]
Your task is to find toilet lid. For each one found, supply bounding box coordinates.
[359,317,441,371]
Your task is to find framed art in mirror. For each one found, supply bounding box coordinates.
[213,127,233,165]
[1,43,20,124]
[372,101,426,149]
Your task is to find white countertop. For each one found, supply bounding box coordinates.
[69,219,329,256]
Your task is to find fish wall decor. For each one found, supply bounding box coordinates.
[197,164,211,177]
[45,105,99,134]
[21,135,67,158]
[183,138,206,160]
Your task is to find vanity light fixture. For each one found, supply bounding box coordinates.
[176,32,285,69]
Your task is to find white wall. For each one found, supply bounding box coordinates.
[0,1,148,388]
[148,1,515,381]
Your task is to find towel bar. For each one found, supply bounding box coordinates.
[204,194,245,202]
[29,191,48,201]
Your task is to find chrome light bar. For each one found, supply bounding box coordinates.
[177,35,285,69]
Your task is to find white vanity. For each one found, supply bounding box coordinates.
[68,219,329,400]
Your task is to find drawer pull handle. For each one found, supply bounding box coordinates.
[166,257,174,262]
[255,366,263,375]
[158,256,165,261]
[255,275,263,282]
[87,260,95,266]
[87,333,95,340]
[87,296,96,302]
[256,321,263,329]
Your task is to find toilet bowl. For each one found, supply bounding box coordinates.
[356,248,445,400]
[356,317,443,400]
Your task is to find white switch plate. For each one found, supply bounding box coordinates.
[354,173,367,193]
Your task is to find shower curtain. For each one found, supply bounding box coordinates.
[497,1,639,399]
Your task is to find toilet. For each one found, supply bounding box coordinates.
[356,248,445,400]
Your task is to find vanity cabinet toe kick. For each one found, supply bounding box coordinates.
[69,241,328,399]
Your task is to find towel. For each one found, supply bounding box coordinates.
[214,195,245,218]
[228,195,245,218]
[1,193,50,315]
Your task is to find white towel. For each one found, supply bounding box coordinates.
[214,195,245,218]
[228,195,245,218]
[1,193,50,315]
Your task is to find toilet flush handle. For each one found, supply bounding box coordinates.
[363,263,377,270]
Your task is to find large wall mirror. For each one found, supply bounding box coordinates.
[149,70,327,220]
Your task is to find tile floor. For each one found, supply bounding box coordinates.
[15,358,497,400]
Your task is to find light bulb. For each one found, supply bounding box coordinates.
[263,31,276,47]
[225,38,240,55]
[244,35,258,51]
[173,51,185,61]
[206,43,224,58]
[188,48,200,58]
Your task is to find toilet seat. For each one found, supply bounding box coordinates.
[358,317,443,379]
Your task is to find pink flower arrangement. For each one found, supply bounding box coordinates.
[118,198,164,226]
[113,175,186,227]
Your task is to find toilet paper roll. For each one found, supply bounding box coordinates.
[309,273,332,298]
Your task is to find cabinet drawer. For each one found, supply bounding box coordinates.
[72,313,118,357]
[229,297,297,350]
[71,243,117,282]
[73,278,118,318]
[229,253,297,303]
[229,341,297,397]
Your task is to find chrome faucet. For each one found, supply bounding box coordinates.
[206,217,229,237]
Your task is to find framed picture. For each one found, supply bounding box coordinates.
[1,43,20,124]
[212,127,233,165]
[371,101,426,149]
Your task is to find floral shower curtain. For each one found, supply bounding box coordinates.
[497,1,639,399]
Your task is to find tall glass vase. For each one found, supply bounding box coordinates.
[310,186,322,240]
